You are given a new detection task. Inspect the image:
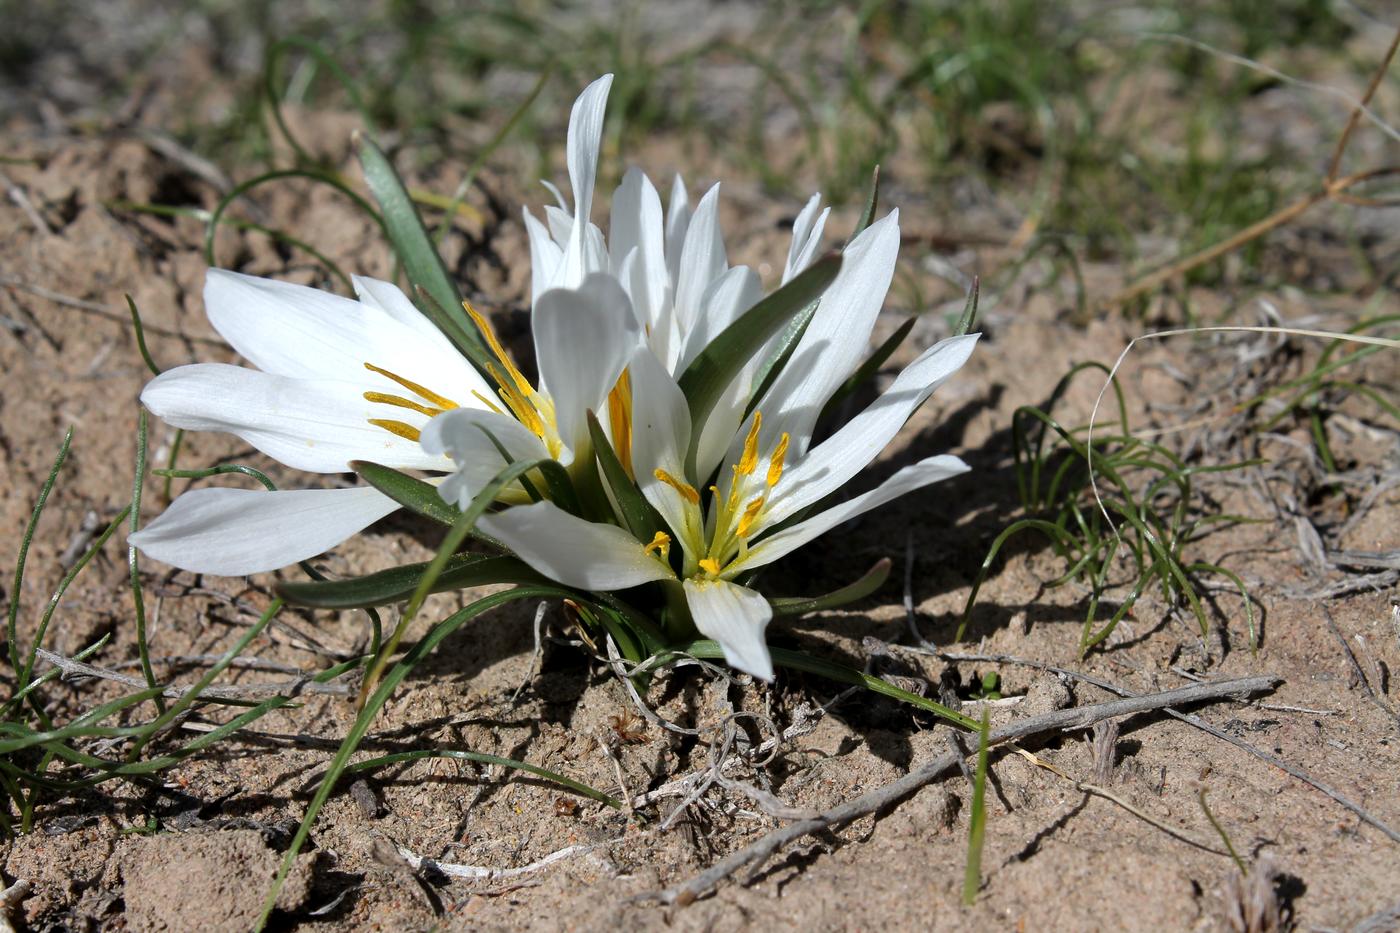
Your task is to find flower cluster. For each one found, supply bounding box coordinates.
[130,74,977,681]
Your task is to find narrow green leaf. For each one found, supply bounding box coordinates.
[962,708,991,906]
[955,277,981,337]
[852,164,880,238]
[356,133,482,355]
[351,461,460,526]
[769,558,891,616]
[278,553,545,609]
[745,300,818,421]
[587,410,666,542]
[679,254,841,464]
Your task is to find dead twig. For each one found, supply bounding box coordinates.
[649,675,1280,906]
[938,650,1400,845]
[0,879,32,933]
[35,647,352,699]
[1320,605,1400,733]
[397,836,626,882]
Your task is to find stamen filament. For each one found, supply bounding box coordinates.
[643,531,671,559]
[465,302,534,395]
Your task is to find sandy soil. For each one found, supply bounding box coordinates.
[2,28,1399,933]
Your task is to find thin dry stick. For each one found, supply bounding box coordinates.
[0,274,224,345]
[937,650,1400,845]
[1107,26,1400,308]
[1319,605,1400,733]
[35,647,352,699]
[651,675,1280,906]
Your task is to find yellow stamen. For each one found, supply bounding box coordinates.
[488,363,547,437]
[607,368,634,478]
[471,390,504,415]
[653,469,700,505]
[464,302,534,395]
[363,362,459,411]
[736,411,763,475]
[367,419,421,441]
[737,495,766,538]
[766,432,790,488]
[698,558,722,576]
[643,531,671,559]
[363,391,443,418]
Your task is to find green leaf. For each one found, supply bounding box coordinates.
[587,410,666,542]
[278,553,545,609]
[744,300,818,421]
[962,708,991,905]
[351,460,459,526]
[678,254,841,469]
[356,134,483,357]
[955,276,980,336]
[769,558,891,616]
[852,164,880,238]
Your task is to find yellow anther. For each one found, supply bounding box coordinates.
[363,362,459,411]
[607,368,634,478]
[363,391,443,418]
[465,302,534,395]
[699,558,722,576]
[367,419,421,441]
[766,432,790,488]
[736,411,763,475]
[643,531,671,558]
[653,469,700,505]
[737,495,766,538]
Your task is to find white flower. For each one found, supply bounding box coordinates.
[438,209,980,679]
[130,271,503,575]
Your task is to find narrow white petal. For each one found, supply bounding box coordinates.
[683,578,774,680]
[664,173,691,288]
[540,179,568,211]
[141,363,452,473]
[561,74,614,286]
[677,264,760,372]
[533,274,641,455]
[479,501,672,590]
[737,455,969,573]
[610,167,667,330]
[765,333,980,525]
[203,270,487,405]
[783,194,828,283]
[749,210,901,458]
[523,208,564,307]
[627,347,702,560]
[352,275,452,349]
[130,485,398,576]
[672,183,727,340]
[421,408,552,508]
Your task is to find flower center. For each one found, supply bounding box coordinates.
[698,410,789,577]
[362,362,460,441]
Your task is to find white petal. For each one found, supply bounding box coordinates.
[479,501,672,590]
[560,74,613,286]
[628,346,704,561]
[672,183,727,341]
[544,204,574,248]
[783,194,828,283]
[750,210,901,458]
[421,408,552,508]
[523,208,563,307]
[765,333,980,525]
[737,455,969,573]
[677,264,760,373]
[683,578,774,680]
[352,275,452,349]
[141,363,452,473]
[533,273,642,455]
[664,173,691,288]
[203,270,489,405]
[609,167,667,330]
[540,179,568,211]
[130,485,398,576]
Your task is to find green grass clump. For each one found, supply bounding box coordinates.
[959,362,1258,656]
